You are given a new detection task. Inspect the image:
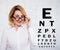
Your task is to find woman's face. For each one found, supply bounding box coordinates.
[13,10,25,26]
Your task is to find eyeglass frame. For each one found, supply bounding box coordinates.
[12,15,26,21]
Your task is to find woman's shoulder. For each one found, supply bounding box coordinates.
[1,25,11,37]
[3,25,13,32]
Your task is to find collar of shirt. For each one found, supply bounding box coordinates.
[11,24,27,31]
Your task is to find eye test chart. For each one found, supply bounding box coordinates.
[0,0,60,50]
[38,8,56,48]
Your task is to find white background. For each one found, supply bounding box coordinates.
[0,0,60,50]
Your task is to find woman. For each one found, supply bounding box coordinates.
[1,5,37,50]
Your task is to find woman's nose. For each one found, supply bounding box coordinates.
[19,19,21,21]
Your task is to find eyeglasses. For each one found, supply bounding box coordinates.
[13,15,26,21]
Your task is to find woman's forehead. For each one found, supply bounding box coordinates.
[14,10,22,15]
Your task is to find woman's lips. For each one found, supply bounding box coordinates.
[16,20,21,23]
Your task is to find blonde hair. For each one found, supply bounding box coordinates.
[9,5,27,26]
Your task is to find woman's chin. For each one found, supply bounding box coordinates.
[17,24,21,27]
[16,22,22,26]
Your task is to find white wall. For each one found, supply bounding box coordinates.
[0,0,60,50]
